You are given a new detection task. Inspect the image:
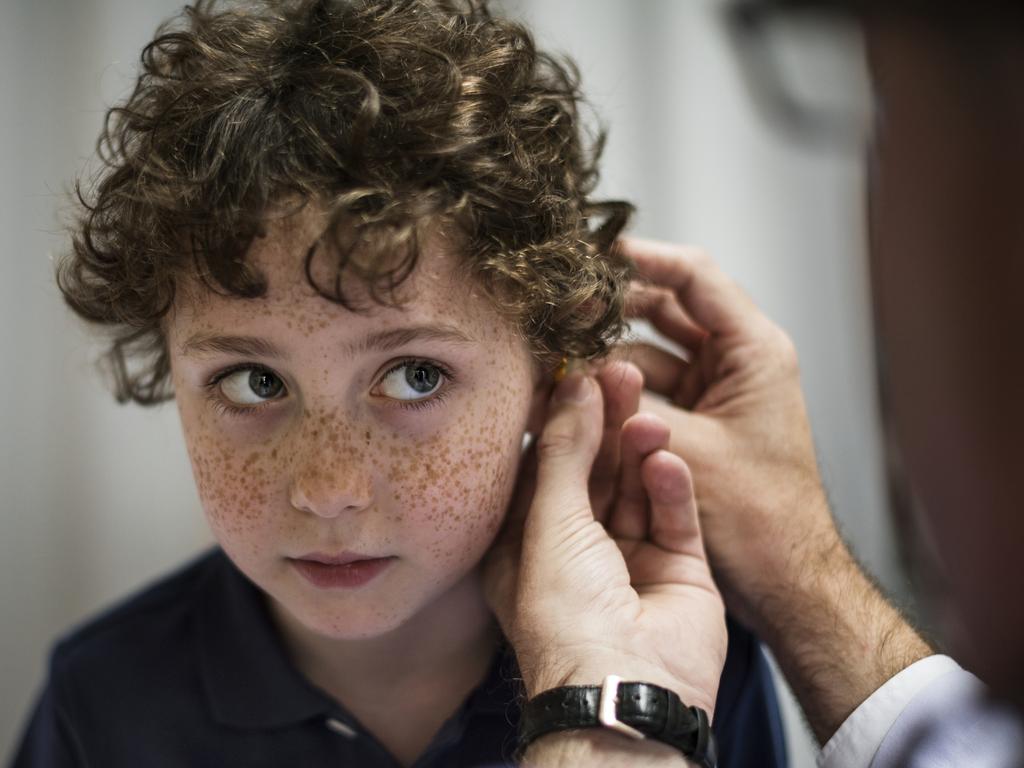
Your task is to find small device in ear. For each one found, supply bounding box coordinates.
[553,355,570,383]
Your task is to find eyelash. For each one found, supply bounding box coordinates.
[203,364,276,420]
[380,359,455,411]
[202,359,456,419]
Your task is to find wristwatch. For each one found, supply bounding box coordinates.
[517,675,717,768]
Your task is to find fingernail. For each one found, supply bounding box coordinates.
[552,373,593,403]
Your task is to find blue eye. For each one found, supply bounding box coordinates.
[217,367,286,406]
[376,361,446,402]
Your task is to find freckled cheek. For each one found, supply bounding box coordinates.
[391,409,525,570]
[179,414,291,552]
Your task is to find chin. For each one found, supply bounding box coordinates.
[301,609,409,641]
[287,588,423,641]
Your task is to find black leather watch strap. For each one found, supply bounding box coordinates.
[517,676,717,767]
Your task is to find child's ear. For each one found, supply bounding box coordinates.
[525,376,554,437]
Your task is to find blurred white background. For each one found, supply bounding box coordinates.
[0,1,907,765]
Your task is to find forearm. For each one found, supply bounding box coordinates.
[752,517,932,744]
[523,730,697,767]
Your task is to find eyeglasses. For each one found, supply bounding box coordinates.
[724,0,875,148]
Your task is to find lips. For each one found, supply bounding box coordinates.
[289,552,396,589]
[296,551,385,566]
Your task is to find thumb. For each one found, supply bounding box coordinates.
[529,373,604,535]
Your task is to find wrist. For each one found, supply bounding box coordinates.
[748,531,932,743]
[518,677,717,767]
[752,525,849,639]
[729,498,845,641]
[523,728,697,766]
[520,652,717,721]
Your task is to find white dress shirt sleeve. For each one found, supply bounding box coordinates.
[818,655,960,768]
[818,654,1024,768]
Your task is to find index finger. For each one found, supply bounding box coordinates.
[618,237,762,339]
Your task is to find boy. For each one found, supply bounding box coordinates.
[12,1,786,765]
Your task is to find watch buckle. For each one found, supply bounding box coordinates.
[598,675,646,740]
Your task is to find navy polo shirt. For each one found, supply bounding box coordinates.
[11,548,787,767]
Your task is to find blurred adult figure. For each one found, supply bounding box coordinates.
[616,0,1024,764]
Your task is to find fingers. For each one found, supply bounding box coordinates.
[597,361,644,438]
[607,412,670,540]
[609,342,685,397]
[589,361,644,523]
[625,282,707,351]
[643,450,704,557]
[609,341,708,409]
[637,391,719,465]
[530,373,604,533]
[618,236,762,340]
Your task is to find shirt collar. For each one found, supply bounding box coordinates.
[194,550,333,728]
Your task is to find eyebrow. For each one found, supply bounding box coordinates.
[180,325,476,359]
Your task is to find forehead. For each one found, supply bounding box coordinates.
[169,211,508,345]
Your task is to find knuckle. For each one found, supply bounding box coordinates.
[536,423,581,460]
[775,328,799,363]
[686,246,713,270]
[767,327,801,373]
[654,289,676,317]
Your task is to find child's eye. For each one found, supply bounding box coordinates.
[216,367,286,406]
[375,360,447,403]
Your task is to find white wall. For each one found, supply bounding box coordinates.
[1,1,906,764]
[0,0,212,755]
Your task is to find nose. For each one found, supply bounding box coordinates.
[289,452,374,519]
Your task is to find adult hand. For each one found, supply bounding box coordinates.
[616,236,931,743]
[614,237,833,628]
[482,364,727,724]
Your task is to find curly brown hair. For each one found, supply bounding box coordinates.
[60,0,633,405]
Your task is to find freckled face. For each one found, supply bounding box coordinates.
[167,216,541,639]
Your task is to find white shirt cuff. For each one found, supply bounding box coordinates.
[817,654,961,768]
